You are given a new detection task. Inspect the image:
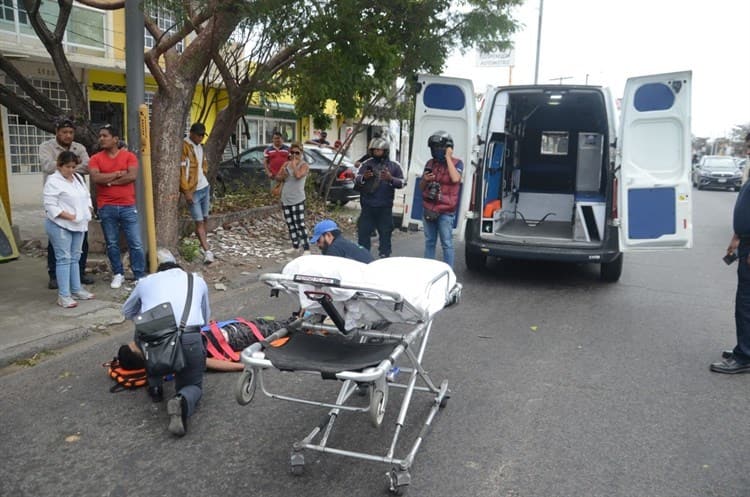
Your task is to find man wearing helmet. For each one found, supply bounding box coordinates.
[420,131,464,267]
[354,137,404,258]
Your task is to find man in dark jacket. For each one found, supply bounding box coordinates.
[310,219,373,264]
[354,138,404,258]
[711,133,750,374]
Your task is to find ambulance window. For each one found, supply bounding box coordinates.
[541,131,568,155]
[633,83,674,112]
[423,84,466,111]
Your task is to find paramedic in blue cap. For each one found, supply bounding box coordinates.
[310,219,373,263]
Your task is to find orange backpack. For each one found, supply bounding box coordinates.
[103,358,148,392]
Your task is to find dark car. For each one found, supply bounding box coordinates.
[692,155,743,191]
[215,144,359,205]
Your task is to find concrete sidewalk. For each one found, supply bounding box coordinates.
[0,253,127,367]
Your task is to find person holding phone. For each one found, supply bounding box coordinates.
[277,142,311,254]
[711,132,750,374]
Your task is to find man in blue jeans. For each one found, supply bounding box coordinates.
[419,131,463,267]
[354,138,404,258]
[89,124,146,288]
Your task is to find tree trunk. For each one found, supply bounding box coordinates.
[203,89,247,183]
[150,82,193,248]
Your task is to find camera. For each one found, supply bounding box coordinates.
[425,181,441,201]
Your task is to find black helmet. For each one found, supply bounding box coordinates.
[427,131,453,149]
[368,137,389,153]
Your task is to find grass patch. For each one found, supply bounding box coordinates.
[179,237,202,262]
[13,350,55,367]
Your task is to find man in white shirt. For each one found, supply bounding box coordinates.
[180,122,213,264]
[122,248,211,436]
[39,118,93,288]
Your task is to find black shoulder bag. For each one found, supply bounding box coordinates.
[134,273,194,377]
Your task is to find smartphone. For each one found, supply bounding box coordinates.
[723,252,739,265]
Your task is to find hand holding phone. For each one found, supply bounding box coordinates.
[723,252,738,265]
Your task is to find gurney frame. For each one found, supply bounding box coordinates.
[235,269,461,495]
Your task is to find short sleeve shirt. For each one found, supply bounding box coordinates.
[90,149,139,208]
[264,145,290,177]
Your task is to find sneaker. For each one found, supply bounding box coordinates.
[203,250,214,264]
[72,289,95,300]
[48,278,58,290]
[80,274,95,285]
[57,295,78,308]
[167,395,188,436]
[110,274,124,289]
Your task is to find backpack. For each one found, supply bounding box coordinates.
[103,358,148,392]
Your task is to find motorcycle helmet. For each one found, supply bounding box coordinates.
[368,137,390,155]
[427,131,454,149]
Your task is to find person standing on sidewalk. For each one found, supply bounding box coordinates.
[264,131,289,189]
[180,122,213,264]
[89,124,146,288]
[711,133,750,374]
[39,118,93,289]
[277,142,311,254]
[122,248,210,436]
[354,137,404,258]
[43,151,95,308]
[419,131,463,268]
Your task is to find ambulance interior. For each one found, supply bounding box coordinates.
[480,88,611,245]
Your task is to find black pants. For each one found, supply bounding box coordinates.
[734,254,750,362]
[48,231,88,279]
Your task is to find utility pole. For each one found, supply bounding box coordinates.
[533,0,544,84]
[125,0,148,249]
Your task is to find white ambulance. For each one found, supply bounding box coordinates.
[403,72,693,282]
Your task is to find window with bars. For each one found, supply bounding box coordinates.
[144,8,183,53]
[0,0,27,24]
[5,78,70,175]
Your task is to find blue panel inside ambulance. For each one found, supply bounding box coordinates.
[627,188,676,239]
[633,83,674,112]
[484,142,504,203]
[423,84,466,111]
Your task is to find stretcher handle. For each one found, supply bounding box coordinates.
[304,291,347,334]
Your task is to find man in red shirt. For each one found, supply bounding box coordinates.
[89,124,146,288]
[264,131,289,185]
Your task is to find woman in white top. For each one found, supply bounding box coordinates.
[43,150,94,308]
[277,142,311,253]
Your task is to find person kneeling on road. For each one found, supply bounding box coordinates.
[310,219,373,264]
[121,249,210,437]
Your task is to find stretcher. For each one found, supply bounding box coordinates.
[235,255,461,494]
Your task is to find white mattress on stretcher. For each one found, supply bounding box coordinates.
[282,255,457,325]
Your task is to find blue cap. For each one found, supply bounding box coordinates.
[310,219,338,243]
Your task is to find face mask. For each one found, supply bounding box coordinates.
[431,148,446,161]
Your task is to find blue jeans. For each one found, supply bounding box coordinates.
[99,204,146,279]
[45,219,84,298]
[147,332,206,417]
[423,213,456,267]
[187,186,210,221]
[48,232,88,279]
[357,204,393,257]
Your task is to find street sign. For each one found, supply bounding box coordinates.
[477,48,515,67]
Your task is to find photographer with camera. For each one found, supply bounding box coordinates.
[354,137,404,258]
[420,131,464,267]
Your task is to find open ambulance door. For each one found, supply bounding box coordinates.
[406,74,476,237]
[617,71,693,251]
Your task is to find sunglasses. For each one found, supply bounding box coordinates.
[290,151,301,155]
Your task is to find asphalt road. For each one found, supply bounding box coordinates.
[1,188,748,497]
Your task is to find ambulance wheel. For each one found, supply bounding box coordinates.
[369,381,388,427]
[600,254,623,283]
[465,249,486,272]
[234,369,256,405]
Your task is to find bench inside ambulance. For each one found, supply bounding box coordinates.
[481,90,609,244]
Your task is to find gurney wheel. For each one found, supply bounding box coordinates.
[368,382,388,427]
[387,468,411,495]
[234,369,257,405]
[290,452,305,476]
[439,395,449,408]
